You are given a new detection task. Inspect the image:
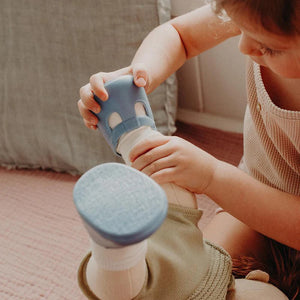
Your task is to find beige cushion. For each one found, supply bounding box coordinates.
[0,0,177,174]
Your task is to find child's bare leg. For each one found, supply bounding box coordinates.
[82,129,196,300]
[78,132,196,300]
[74,162,167,300]
[161,181,197,208]
[203,211,270,265]
[75,76,197,299]
[204,213,291,299]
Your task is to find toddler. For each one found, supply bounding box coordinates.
[78,0,300,298]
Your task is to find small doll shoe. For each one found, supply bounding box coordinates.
[93,75,156,156]
[73,163,168,248]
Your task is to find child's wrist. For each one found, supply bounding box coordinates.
[202,159,225,196]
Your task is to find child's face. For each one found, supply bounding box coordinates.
[227,9,300,79]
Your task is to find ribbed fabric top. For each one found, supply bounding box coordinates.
[243,60,300,195]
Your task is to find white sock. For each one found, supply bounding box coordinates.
[91,239,148,271]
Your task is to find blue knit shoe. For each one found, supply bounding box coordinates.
[73,163,168,248]
[93,75,156,156]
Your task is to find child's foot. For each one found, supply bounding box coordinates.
[93,75,156,156]
[74,163,168,299]
[73,162,168,248]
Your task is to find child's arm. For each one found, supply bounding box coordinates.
[132,4,240,93]
[78,4,240,129]
[130,135,300,251]
[206,159,300,251]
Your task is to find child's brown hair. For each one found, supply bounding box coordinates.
[210,0,300,35]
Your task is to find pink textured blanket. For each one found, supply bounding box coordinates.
[0,168,88,299]
[0,167,218,299]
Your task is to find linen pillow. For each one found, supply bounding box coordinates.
[0,0,177,174]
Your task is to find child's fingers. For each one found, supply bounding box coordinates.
[150,167,177,185]
[89,66,134,100]
[132,143,173,171]
[132,63,148,88]
[110,66,134,79]
[77,99,99,125]
[79,84,101,113]
[84,120,98,130]
[129,135,171,163]
[140,155,175,177]
[89,73,109,101]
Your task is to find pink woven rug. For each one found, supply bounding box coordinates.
[0,168,89,299]
[0,166,220,299]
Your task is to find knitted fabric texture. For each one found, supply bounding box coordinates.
[243,60,300,195]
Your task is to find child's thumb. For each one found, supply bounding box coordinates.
[132,63,148,88]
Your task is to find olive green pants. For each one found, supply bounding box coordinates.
[78,204,233,300]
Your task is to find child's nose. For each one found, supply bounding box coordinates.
[238,33,263,57]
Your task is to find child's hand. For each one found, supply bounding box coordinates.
[129,135,219,194]
[78,63,149,130]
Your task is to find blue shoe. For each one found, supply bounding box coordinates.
[73,163,168,248]
[93,75,156,156]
